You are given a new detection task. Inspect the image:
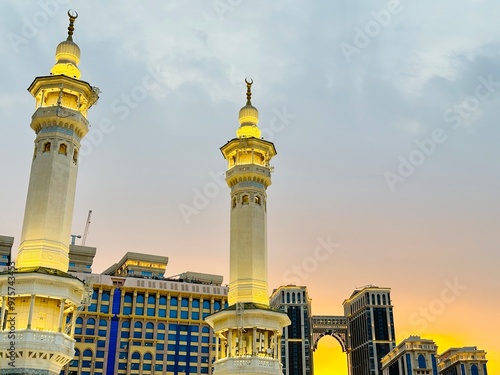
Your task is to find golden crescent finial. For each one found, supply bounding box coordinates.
[245,78,253,105]
[66,10,78,41]
[68,9,78,19]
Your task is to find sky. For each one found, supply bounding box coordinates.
[1,1,499,374]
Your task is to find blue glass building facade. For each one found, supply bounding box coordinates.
[60,274,228,375]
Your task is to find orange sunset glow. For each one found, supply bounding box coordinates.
[1,2,499,375]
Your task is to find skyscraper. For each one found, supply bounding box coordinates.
[0,12,99,375]
[205,79,290,375]
[270,285,313,375]
[343,286,396,375]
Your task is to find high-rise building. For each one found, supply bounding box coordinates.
[205,80,290,375]
[381,336,439,375]
[343,286,396,375]
[270,285,313,375]
[0,12,98,375]
[0,236,14,267]
[438,347,488,375]
[59,253,228,375]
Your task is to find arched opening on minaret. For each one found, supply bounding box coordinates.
[43,141,51,153]
[314,335,348,375]
[59,142,67,155]
[242,194,249,205]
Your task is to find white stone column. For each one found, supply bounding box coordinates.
[253,327,257,356]
[278,333,282,361]
[227,330,232,357]
[70,309,76,337]
[273,332,278,359]
[58,298,65,332]
[215,335,219,361]
[0,297,6,331]
[27,294,35,329]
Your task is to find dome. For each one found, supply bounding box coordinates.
[54,39,81,66]
[236,79,262,139]
[238,104,259,126]
[50,10,81,79]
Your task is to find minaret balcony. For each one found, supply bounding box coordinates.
[31,106,89,139]
[226,164,272,188]
[213,356,283,375]
[0,329,75,370]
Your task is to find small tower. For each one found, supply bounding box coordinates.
[206,80,290,375]
[0,12,97,375]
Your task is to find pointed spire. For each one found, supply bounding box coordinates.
[237,78,261,138]
[245,78,253,105]
[66,10,78,42]
[50,10,81,79]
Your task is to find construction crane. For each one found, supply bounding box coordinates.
[82,210,92,246]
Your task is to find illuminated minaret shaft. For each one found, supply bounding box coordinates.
[223,79,276,306]
[0,12,96,375]
[16,12,99,272]
[206,80,290,375]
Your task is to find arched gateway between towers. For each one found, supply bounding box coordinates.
[312,315,348,352]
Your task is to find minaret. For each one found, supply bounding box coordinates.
[16,11,99,272]
[206,80,290,375]
[0,12,97,375]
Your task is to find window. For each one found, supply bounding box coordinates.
[134,322,142,338]
[73,149,78,163]
[232,197,237,208]
[132,352,140,360]
[43,142,51,153]
[418,354,426,369]
[255,195,261,205]
[86,318,95,335]
[58,143,67,155]
[242,195,249,204]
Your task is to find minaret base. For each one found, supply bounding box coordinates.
[206,303,291,375]
[0,270,86,375]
